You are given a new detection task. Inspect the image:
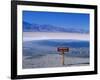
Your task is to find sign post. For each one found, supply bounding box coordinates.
[57,48,69,65]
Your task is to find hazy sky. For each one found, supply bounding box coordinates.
[23,11,89,30]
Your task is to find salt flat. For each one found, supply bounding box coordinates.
[23,54,89,69]
[23,32,89,41]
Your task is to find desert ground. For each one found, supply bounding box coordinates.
[23,54,89,69]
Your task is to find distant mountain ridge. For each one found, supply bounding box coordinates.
[23,40,89,58]
[23,21,89,33]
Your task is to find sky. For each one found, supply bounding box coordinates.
[23,11,90,30]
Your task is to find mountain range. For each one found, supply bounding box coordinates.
[23,39,89,58]
[23,21,89,33]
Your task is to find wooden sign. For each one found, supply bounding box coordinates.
[57,47,69,65]
[57,47,69,52]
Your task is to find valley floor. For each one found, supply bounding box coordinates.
[23,54,89,69]
[23,32,89,41]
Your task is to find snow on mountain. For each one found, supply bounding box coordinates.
[23,21,89,33]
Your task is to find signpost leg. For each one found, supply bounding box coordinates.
[62,52,64,65]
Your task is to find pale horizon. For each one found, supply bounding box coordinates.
[23,32,89,41]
